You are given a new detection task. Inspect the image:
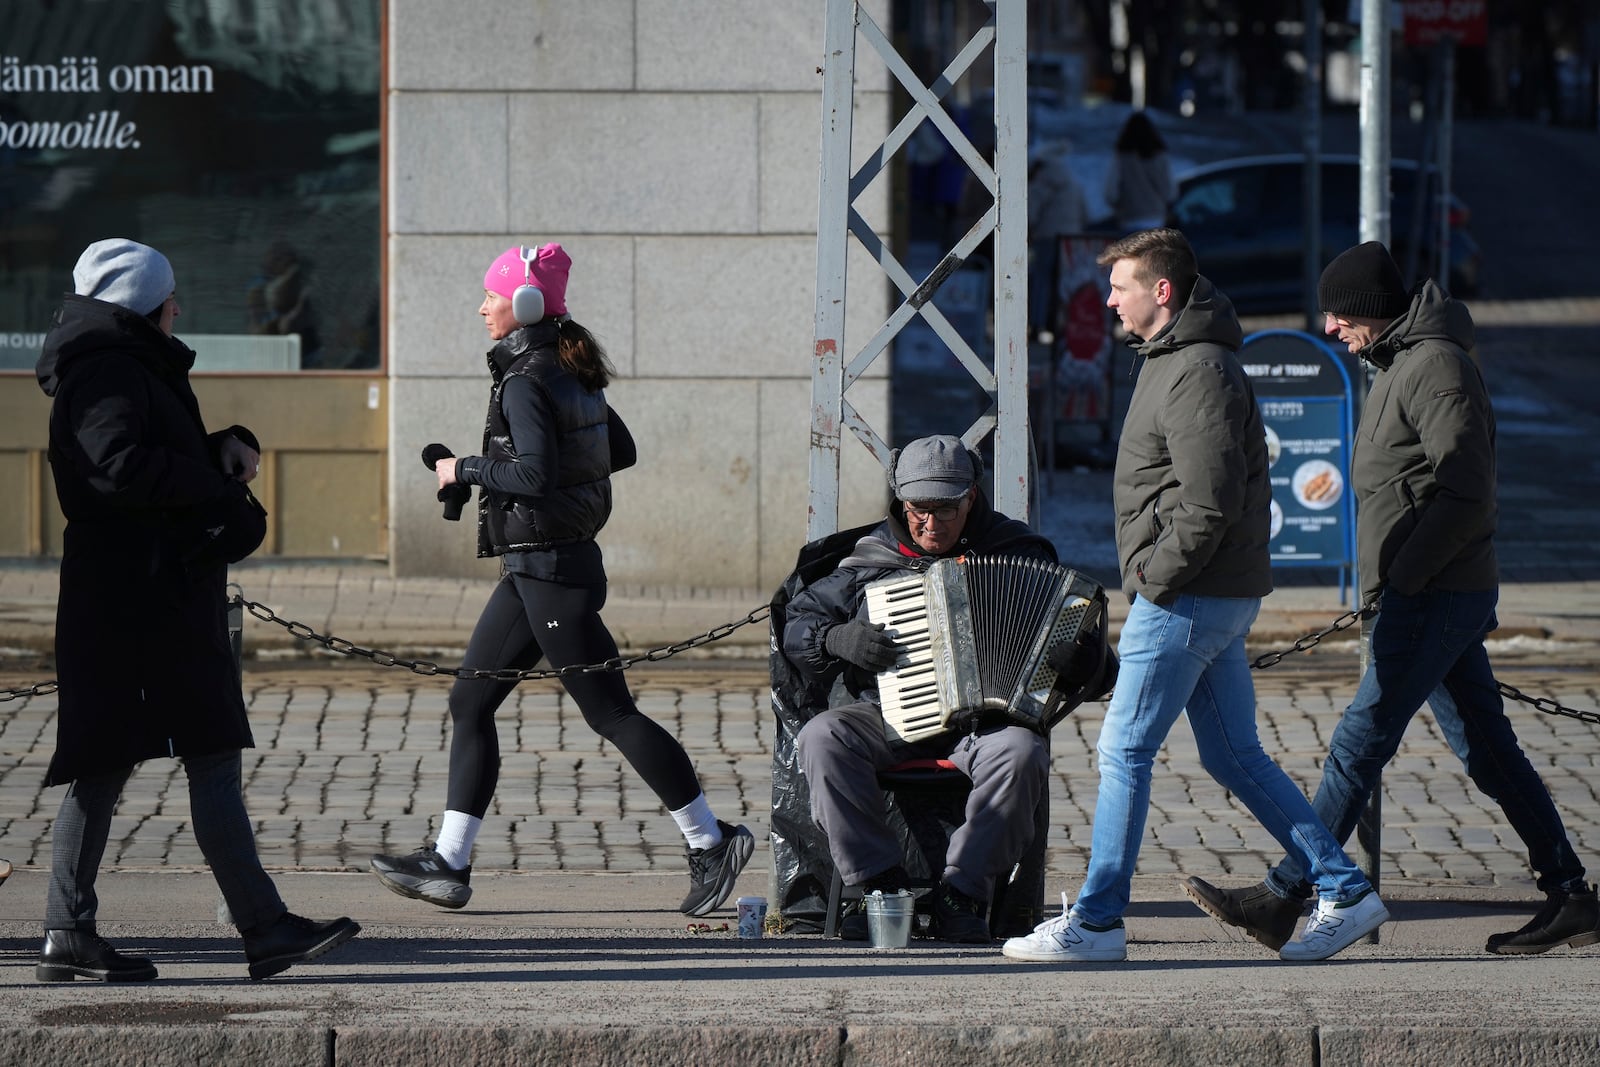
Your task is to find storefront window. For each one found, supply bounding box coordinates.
[0,0,380,372]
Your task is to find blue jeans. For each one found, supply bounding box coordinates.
[1268,586,1586,899]
[1074,594,1371,926]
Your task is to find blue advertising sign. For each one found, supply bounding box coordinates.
[1239,330,1357,600]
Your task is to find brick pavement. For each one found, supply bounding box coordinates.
[2,649,1596,898]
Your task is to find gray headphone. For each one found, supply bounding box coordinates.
[512,246,545,325]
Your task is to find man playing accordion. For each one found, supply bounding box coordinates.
[785,435,1112,943]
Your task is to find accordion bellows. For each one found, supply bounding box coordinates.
[865,555,1104,745]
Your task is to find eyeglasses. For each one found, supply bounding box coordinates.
[904,501,963,523]
[1322,311,1353,327]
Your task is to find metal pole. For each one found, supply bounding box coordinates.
[807,0,859,541]
[1301,0,1324,330]
[1355,0,1391,922]
[1436,42,1455,285]
[227,581,244,674]
[991,0,1029,520]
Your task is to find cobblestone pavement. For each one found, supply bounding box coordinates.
[2,647,1595,897]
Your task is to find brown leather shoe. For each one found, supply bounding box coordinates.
[1182,876,1304,951]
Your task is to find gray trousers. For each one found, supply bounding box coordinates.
[46,749,286,933]
[796,701,1049,902]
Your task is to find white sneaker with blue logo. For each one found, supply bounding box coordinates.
[1278,889,1389,961]
[1001,893,1127,962]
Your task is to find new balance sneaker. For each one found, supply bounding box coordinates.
[1486,885,1600,955]
[930,881,990,944]
[1001,893,1126,963]
[370,846,472,909]
[680,821,755,917]
[1181,875,1305,951]
[1278,889,1389,961]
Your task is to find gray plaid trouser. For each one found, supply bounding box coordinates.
[46,749,286,933]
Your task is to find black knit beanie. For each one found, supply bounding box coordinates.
[1317,241,1410,320]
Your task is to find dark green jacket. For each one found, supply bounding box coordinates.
[1112,276,1273,605]
[1351,280,1494,601]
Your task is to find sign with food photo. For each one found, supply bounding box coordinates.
[1238,331,1358,596]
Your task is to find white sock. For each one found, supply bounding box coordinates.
[434,810,481,869]
[669,794,722,850]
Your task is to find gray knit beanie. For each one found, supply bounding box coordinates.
[1317,241,1410,321]
[72,239,175,316]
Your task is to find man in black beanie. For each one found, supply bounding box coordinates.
[1184,240,1599,956]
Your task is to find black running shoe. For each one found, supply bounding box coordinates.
[370,846,472,909]
[680,821,754,917]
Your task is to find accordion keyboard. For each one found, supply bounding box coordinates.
[862,571,947,745]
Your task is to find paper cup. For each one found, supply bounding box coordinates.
[736,896,768,939]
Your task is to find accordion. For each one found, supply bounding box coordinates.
[864,555,1105,746]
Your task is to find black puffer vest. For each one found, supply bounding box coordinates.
[477,322,612,556]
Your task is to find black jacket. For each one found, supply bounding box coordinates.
[36,295,263,785]
[458,322,614,560]
[782,494,1057,701]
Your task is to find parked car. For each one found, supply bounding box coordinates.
[1167,154,1482,314]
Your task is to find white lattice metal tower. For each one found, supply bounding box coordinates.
[808,0,1030,539]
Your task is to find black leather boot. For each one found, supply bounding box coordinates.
[242,912,360,980]
[36,929,158,982]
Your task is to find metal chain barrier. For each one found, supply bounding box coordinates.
[5,593,1600,727]
[0,679,58,704]
[1249,605,1372,671]
[232,593,771,681]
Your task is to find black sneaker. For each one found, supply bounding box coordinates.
[370,846,472,909]
[1182,876,1304,951]
[1486,886,1600,955]
[36,929,158,983]
[839,898,869,941]
[930,881,991,944]
[680,821,755,917]
[243,912,360,981]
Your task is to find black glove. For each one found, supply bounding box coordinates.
[824,619,901,673]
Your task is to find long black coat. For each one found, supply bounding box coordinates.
[36,295,264,785]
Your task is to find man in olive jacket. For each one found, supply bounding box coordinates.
[1005,229,1384,966]
[1184,241,1597,956]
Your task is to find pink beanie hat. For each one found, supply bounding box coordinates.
[483,243,570,317]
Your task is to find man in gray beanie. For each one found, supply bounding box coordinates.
[1185,240,1599,956]
[33,238,361,982]
[781,434,1113,943]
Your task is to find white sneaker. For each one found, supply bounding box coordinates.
[1278,890,1389,961]
[1001,894,1127,963]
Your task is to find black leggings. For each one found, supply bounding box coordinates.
[446,573,702,816]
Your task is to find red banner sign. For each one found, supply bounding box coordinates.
[1402,0,1488,47]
